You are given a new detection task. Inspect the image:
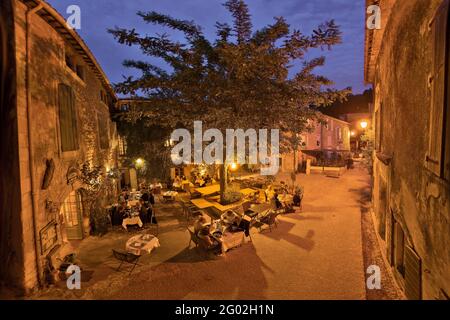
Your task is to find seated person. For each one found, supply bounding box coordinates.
[140,188,150,204]
[194,216,208,234]
[273,192,283,209]
[197,225,223,253]
[139,200,149,223]
[221,210,241,226]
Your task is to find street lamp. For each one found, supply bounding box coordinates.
[135,158,144,168]
[229,162,238,171]
[360,121,368,129]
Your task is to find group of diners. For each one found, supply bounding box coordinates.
[170,173,216,191]
[192,210,251,255]
[111,185,158,229]
[264,182,304,213]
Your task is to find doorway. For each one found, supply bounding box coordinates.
[60,190,84,240]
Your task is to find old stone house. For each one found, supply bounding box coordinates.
[280,114,351,172]
[0,0,119,294]
[365,0,449,299]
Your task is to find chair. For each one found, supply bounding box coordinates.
[180,201,202,222]
[148,208,159,236]
[255,211,278,232]
[187,228,200,248]
[112,249,141,275]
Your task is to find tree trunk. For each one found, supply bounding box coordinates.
[219,163,227,204]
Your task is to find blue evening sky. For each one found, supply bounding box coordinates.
[46,0,370,94]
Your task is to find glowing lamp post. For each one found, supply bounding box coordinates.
[360,121,368,130]
[135,158,144,168]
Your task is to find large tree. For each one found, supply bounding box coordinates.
[110,0,350,202]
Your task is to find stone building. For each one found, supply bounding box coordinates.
[0,0,118,293]
[280,114,351,172]
[365,0,449,299]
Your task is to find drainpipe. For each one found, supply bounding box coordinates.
[26,2,44,289]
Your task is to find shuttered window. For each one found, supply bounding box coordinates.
[97,112,109,150]
[404,246,422,300]
[58,83,79,152]
[427,0,449,176]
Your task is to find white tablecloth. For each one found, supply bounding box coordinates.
[221,231,245,252]
[126,234,160,255]
[122,216,143,230]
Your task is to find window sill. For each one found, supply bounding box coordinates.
[64,65,86,86]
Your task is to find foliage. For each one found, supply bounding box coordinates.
[360,128,375,175]
[109,0,350,135]
[116,120,173,182]
[109,0,351,200]
[79,162,115,236]
[222,190,243,205]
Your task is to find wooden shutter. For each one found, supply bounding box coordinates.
[428,0,449,175]
[58,83,79,152]
[404,245,422,300]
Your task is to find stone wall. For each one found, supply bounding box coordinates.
[0,0,25,293]
[10,0,118,293]
[371,0,449,299]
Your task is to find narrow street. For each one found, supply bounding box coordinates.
[31,164,388,300]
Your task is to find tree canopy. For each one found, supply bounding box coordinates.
[109,0,350,143]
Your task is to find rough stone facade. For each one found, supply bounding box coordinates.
[366,0,450,299]
[0,0,118,294]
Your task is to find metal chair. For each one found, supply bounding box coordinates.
[187,228,200,248]
[112,249,141,275]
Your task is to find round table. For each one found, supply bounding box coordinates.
[126,234,160,256]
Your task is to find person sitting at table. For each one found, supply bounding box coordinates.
[197,225,223,254]
[194,216,208,234]
[273,192,282,209]
[141,188,150,204]
[138,199,148,224]
[265,185,273,203]
[292,187,303,208]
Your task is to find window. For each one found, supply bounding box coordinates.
[375,105,383,151]
[97,113,109,149]
[393,220,405,277]
[427,0,449,178]
[58,83,79,152]
[118,135,127,156]
[76,65,85,81]
[65,53,75,71]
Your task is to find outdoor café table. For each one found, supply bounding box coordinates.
[122,215,143,230]
[211,230,245,252]
[162,190,178,202]
[248,203,272,217]
[128,199,140,207]
[126,233,160,256]
[195,184,220,196]
[190,198,214,209]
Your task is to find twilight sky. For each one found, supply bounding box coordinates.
[46,0,370,94]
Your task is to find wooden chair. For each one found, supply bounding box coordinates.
[112,249,141,275]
